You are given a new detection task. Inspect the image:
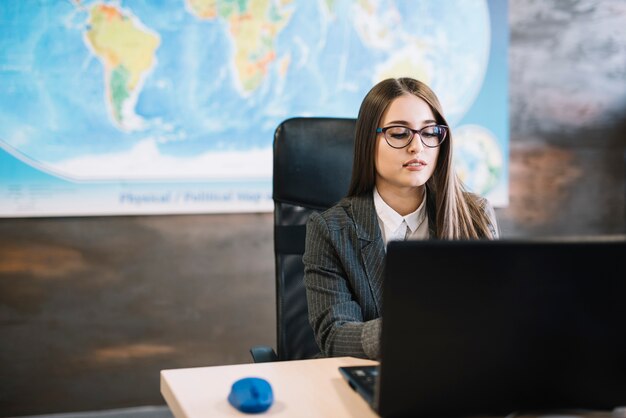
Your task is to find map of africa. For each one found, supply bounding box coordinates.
[0,0,508,216]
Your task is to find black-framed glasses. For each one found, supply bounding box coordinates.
[376,125,448,149]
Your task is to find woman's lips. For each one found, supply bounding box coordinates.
[402,159,427,170]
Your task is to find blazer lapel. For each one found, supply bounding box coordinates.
[350,194,386,316]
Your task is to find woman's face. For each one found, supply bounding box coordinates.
[374,94,441,196]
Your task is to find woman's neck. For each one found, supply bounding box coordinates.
[376,184,425,216]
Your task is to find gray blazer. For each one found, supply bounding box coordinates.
[303,192,498,360]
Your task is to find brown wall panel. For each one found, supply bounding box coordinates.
[0,214,275,415]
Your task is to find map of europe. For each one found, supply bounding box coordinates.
[0,0,508,216]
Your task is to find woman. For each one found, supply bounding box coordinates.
[302,77,499,360]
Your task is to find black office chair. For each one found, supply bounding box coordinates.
[250,117,356,362]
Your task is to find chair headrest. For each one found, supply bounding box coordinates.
[273,117,356,211]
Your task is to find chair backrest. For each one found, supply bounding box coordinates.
[273,117,356,360]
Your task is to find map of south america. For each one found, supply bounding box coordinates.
[84,4,160,131]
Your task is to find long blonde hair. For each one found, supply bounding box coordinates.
[347,77,495,239]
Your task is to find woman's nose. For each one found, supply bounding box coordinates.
[408,135,423,153]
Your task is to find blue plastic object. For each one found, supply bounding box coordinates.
[227,377,273,413]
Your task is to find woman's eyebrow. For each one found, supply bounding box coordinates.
[385,119,438,126]
[385,120,411,125]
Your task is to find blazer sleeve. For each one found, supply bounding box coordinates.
[303,211,382,359]
[482,198,500,238]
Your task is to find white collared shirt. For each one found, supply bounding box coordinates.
[373,187,429,248]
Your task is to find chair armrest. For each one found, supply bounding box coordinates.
[250,345,279,363]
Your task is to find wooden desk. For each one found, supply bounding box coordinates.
[162,357,622,418]
[161,356,378,418]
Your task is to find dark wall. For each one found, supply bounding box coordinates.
[0,213,275,416]
[1,1,625,416]
[499,0,626,236]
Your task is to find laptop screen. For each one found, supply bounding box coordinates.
[377,239,626,417]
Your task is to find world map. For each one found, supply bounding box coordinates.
[0,0,508,216]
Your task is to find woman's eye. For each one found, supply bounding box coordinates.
[391,133,408,139]
[388,129,410,139]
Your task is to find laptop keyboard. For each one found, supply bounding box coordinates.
[339,365,379,404]
[352,366,378,391]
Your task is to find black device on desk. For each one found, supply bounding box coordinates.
[340,238,626,417]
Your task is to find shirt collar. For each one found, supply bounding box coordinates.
[373,187,427,234]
